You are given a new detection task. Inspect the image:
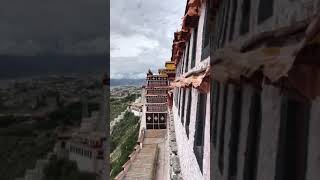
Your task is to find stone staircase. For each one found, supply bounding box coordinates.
[123,144,158,180]
[144,129,166,138]
[115,129,167,180]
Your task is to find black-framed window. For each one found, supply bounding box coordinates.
[243,91,262,180]
[275,97,310,180]
[178,88,181,114]
[229,0,238,42]
[211,81,220,147]
[228,86,242,179]
[185,88,192,138]
[215,4,224,49]
[217,2,226,48]
[191,27,198,68]
[240,0,251,35]
[194,92,207,173]
[221,0,231,47]
[181,51,185,74]
[184,42,190,73]
[258,0,274,24]
[181,89,187,124]
[218,84,229,174]
[201,0,212,60]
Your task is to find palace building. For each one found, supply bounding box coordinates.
[206,0,320,180]
[164,0,320,179]
[143,72,170,130]
[158,61,176,82]
[168,0,211,179]
[56,77,108,180]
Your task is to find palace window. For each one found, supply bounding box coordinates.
[243,91,261,180]
[229,0,238,41]
[221,0,231,47]
[218,84,229,174]
[178,88,182,115]
[185,89,192,138]
[181,89,187,125]
[228,86,242,179]
[240,0,251,35]
[275,97,310,180]
[185,43,190,73]
[217,3,226,48]
[181,52,185,73]
[211,81,220,147]
[201,0,213,60]
[193,92,207,173]
[191,27,198,68]
[258,0,274,24]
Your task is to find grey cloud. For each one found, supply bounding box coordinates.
[0,0,107,55]
[111,0,185,78]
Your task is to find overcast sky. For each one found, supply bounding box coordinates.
[110,0,185,79]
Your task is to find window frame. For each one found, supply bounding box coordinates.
[257,0,274,24]
[185,88,193,138]
[240,0,251,35]
[191,27,198,68]
[193,92,207,173]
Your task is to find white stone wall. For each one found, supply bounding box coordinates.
[203,88,211,180]
[68,143,97,173]
[172,1,211,179]
[139,88,147,137]
[173,92,202,180]
[172,89,210,180]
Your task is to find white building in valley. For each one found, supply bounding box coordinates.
[58,78,108,180]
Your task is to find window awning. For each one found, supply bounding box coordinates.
[211,15,320,99]
[181,0,202,29]
[211,43,303,82]
[170,66,210,93]
[212,15,320,81]
[171,31,190,65]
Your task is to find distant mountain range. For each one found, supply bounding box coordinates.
[0,55,107,78]
[110,79,145,87]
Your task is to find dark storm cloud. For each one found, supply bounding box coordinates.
[0,0,107,55]
[110,0,185,78]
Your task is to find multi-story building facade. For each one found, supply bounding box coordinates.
[169,0,211,179]
[115,1,320,179]
[142,72,170,130]
[164,0,320,180]
[206,0,320,180]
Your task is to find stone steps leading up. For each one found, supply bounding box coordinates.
[144,129,166,138]
[123,144,158,180]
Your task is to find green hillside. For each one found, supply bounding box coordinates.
[110,111,140,179]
